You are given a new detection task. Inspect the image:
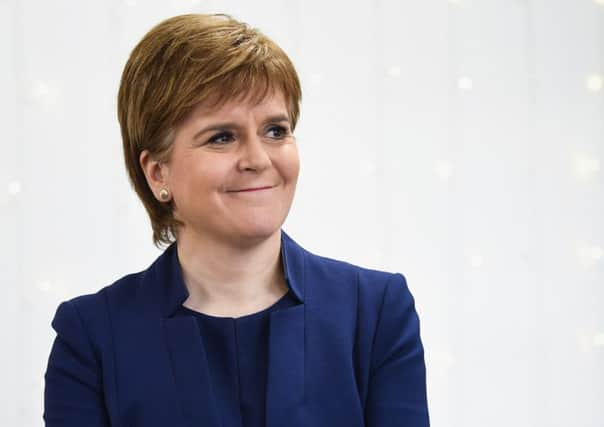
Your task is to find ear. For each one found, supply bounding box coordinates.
[139,150,171,202]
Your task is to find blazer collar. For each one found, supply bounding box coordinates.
[145,228,306,318]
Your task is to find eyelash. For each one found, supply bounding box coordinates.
[207,125,291,145]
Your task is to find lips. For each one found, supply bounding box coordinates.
[229,185,275,192]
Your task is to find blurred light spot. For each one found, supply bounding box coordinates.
[586,74,603,92]
[593,332,604,347]
[123,0,137,6]
[595,0,604,6]
[436,160,454,180]
[469,253,483,268]
[571,153,600,180]
[36,281,52,292]
[387,65,401,78]
[30,79,61,108]
[8,180,22,195]
[359,160,376,176]
[458,76,473,90]
[576,244,603,267]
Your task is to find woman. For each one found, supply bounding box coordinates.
[43,13,430,427]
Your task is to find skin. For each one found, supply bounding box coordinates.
[139,89,300,317]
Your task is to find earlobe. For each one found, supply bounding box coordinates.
[159,188,171,201]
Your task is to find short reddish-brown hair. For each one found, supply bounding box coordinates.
[117,13,302,248]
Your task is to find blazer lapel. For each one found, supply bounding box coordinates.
[265,229,308,427]
[145,241,222,427]
[147,229,307,427]
[162,316,222,427]
[265,304,306,427]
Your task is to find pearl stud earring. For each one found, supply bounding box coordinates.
[159,188,170,201]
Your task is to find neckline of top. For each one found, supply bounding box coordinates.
[180,289,291,321]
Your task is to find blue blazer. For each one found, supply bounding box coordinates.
[44,229,430,426]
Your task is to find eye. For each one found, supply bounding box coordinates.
[266,125,291,139]
[207,131,235,145]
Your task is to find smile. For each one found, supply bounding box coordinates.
[229,186,275,192]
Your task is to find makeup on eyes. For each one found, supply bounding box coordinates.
[206,124,291,145]
[193,114,291,141]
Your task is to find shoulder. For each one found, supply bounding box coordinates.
[57,269,144,316]
[302,249,414,318]
[302,250,423,369]
[50,270,147,349]
[304,249,410,299]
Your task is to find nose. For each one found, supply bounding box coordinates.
[237,133,272,172]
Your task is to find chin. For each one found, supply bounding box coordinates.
[233,219,283,240]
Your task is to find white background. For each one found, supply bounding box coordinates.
[1,0,603,426]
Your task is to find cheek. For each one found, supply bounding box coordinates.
[281,146,300,181]
[171,156,225,193]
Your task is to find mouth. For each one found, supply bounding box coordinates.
[228,185,275,193]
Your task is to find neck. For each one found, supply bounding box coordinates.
[175,228,287,312]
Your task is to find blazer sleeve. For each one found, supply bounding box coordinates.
[43,300,110,427]
[364,273,430,427]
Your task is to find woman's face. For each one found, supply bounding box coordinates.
[150,89,300,246]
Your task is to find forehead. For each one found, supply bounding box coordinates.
[190,88,288,120]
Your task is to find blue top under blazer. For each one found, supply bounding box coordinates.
[44,229,430,427]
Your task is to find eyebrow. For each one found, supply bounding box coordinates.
[192,114,291,140]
